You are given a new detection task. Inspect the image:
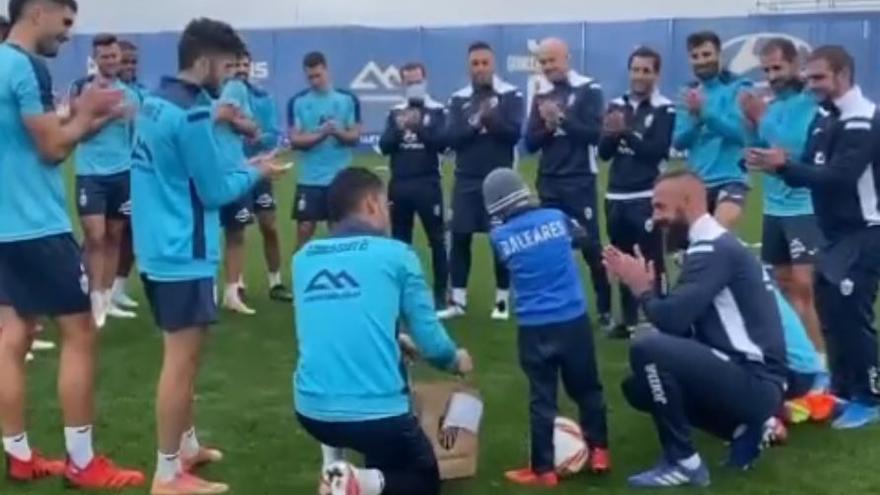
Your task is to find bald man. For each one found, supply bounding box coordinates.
[604,170,786,488]
[525,37,612,330]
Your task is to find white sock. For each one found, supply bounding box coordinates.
[180,427,200,459]
[818,353,828,371]
[495,289,510,304]
[268,271,282,288]
[678,453,702,470]
[3,432,32,461]
[112,277,128,296]
[155,450,181,483]
[90,291,104,311]
[64,425,95,469]
[225,283,240,300]
[321,444,346,470]
[237,275,246,289]
[451,288,467,307]
[354,468,385,495]
[102,289,113,306]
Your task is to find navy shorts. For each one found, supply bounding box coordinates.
[537,176,601,246]
[0,233,90,317]
[449,177,490,234]
[292,185,330,222]
[762,214,824,265]
[707,182,749,213]
[220,194,255,231]
[252,178,276,213]
[76,171,131,219]
[141,276,217,332]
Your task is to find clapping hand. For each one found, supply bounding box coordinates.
[538,99,563,129]
[683,87,705,116]
[603,110,626,135]
[745,147,787,173]
[602,245,655,296]
[739,91,767,128]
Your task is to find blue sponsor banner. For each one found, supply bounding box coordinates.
[44,13,880,148]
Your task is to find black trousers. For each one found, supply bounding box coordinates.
[622,333,783,462]
[538,176,611,315]
[815,229,880,403]
[449,233,509,293]
[518,314,607,473]
[390,179,449,304]
[605,197,665,326]
[297,413,440,495]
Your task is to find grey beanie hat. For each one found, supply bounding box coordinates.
[483,168,532,217]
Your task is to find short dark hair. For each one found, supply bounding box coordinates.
[808,45,855,84]
[303,51,327,69]
[0,15,9,40]
[686,31,721,51]
[628,46,662,72]
[177,18,245,71]
[118,39,136,51]
[760,37,798,62]
[327,168,385,224]
[9,0,77,24]
[92,33,117,49]
[400,62,426,79]
[468,41,492,54]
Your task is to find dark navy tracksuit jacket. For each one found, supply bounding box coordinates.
[778,86,880,403]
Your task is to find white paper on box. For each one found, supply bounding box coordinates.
[442,392,483,434]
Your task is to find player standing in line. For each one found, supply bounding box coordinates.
[599,46,673,339]
[237,50,293,303]
[440,41,523,321]
[109,38,146,311]
[673,31,752,229]
[483,169,609,487]
[130,18,288,493]
[0,0,144,487]
[748,46,880,429]
[525,37,612,329]
[293,167,473,495]
[69,33,140,327]
[216,50,262,315]
[739,37,827,377]
[288,51,362,253]
[379,62,449,311]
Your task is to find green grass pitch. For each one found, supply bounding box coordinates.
[6,154,880,495]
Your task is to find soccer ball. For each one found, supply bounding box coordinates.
[553,416,588,475]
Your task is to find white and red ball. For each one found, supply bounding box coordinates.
[553,416,589,475]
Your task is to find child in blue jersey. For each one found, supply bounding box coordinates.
[130,19,287,494]
[288,51,362,252]
[69,34,142,327]
[294,168,472,495]
[482,168,609,487]
[0,0,145,488]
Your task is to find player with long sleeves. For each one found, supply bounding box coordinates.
[293,168,473,495]
[598,46,673,338]
[483,169,609,487]
[747,45,880,429]
[673,31,752,229]
[130,18,287,493]
[379,62,449,310]
[524,37,612,330]
[605,171,786,488]
[440,41,523,321]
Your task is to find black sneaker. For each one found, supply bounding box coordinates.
[269,284,293,303]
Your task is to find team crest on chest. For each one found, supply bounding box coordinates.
[567,93,576,108]
[644,114,654,129]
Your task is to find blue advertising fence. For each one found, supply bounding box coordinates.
[47,12,880,146]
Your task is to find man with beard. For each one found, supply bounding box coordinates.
[69,33,141,326]
[598,46,673,339]
[674,31,752,229]
[748,45,880,429]
[130,18,287,492]
[440,41,523,321]
[739,37,827,381]
[109,38,144,311]
[604,170,786,488]
[379,62,449,310]
[525,37,612,330]
[0,0,144,487]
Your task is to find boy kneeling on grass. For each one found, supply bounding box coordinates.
[483,168,610,487]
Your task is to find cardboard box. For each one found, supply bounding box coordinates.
[411,381,481,480]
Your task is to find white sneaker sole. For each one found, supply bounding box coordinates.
[31,339,56,351]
